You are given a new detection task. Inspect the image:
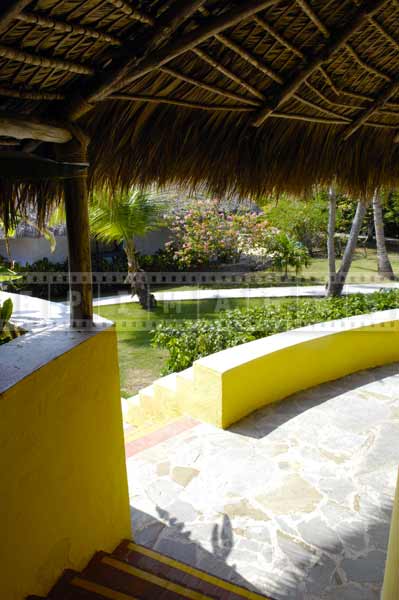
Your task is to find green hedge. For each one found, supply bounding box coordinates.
[152,290,399,373]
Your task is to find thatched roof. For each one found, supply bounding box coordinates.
[2,0,399,211]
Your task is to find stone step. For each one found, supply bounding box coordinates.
[31,540,273,599]
[175,367,194,410]
[112,540,271,600]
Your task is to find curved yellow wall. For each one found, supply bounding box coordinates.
[131,310,399,430]
[0,326,131,600]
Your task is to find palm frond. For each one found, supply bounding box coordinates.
[89,188,167,243]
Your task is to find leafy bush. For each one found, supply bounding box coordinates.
[12,258,69,299]
[152,290,399,373]
[165,199,269,269]
[264,232,310,277]
[0,298,22,345]
[262,194,328,255]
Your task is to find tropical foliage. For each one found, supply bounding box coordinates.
[0,264,22,283]
[264,232,310,277]
[152,290,399,373]
[89,188,166,308]
[0,298,22,345]
[262,194,328,255]
[165,199,270,269]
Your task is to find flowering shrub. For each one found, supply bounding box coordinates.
[152,290,399,373]
[165,199,270,269]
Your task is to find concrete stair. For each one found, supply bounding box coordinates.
[125,367,197,428]
[27,540,272,599]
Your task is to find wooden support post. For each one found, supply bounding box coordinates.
[57,136,93,327]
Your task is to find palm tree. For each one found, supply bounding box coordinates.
[326,196,367,297]
[89,188,166,309]
[372,191,395,280]
[326,188,337,296]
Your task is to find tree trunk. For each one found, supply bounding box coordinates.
[328,200,367,297]
[326,188,337,296]
[125,240,156,310]
[373,192,395,280]
[4,235,13,268]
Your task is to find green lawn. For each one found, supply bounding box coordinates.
[155,249,399,292]
[95,297,284,397]
[301,249,399,285]
[95,248,399,397]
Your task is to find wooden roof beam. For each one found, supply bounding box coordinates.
[0,85,64,100]
[160,66,260,106]
[293,93,351,121]
[367,15,399,52]
[318,66,374,103]
[215,33,283,84]
[342,78,399,139]
[146,0,207,53]
[193,48,266,101]
[64,0,279,120]
[106,93,254,112]
[252,0,388,127]
[16,11,121,46]
[0,0,32,35]
[0,112,72,143]
[104,0,281,96]
[253,14,305,59]
[105,0,155,26]
[0,44,94,75]
[296,0,330,38]
[344,42,390,81]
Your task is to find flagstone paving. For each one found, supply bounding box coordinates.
[126,363,399,599]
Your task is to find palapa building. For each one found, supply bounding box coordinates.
[1,1,399,599]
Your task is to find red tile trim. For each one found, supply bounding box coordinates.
[125,417,200,458]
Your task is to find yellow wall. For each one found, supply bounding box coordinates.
[132,314,399,430]
[383,469,399,600]
[219,322,399,428]
[0,327,131,600]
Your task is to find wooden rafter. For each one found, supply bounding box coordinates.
[344,43,390,81]
[0,0,32,36]
[252,0,388,127]
[296,0,330,38]
[0,85,64,100]
[193,48,266,101]
[318,66,374,103]
[64,0,280,120]
[293,93,351,121]
[101,0,280,97]
[272,112,348,125]
[368,15,399,51]
[378,108,399,117]
[160,66,260,106]
[339,88,374,103]
[0,44,94,75]
[146,1,207,53]
[305,82,364,110]
[342,78,399,139]
[318,66,340,95]
[105,0,155,26]
[16,11,121,46]
[365,120,398,129]
[0,111,72,143]
[106,93,255,111]
[253,14,304,59]
[215,33,283,84]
